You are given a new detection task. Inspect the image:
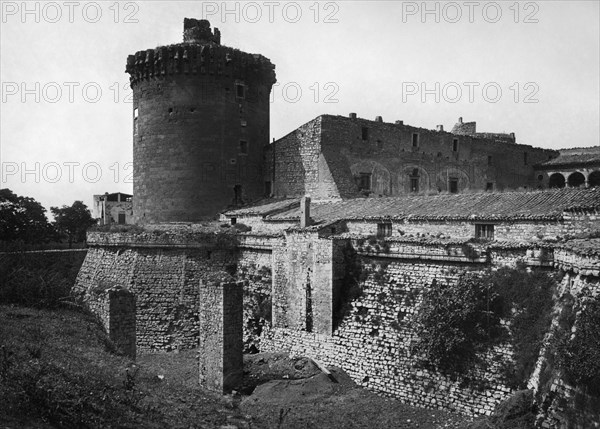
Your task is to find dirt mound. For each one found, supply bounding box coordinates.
[241,352,321,393]
[242,367,357,407]
[240,353,468,428]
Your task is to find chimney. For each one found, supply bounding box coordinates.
[300,196,311,228]
[458,117,463,124]
[349,113,357,119]
[395,120,404,125]
[436,125,444,132]
[375,116,383,123]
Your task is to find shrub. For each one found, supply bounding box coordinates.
[413,265,557,384]
[0,251,86,308]
[491,265,557,388]
[413,275,505,373]
[555,293,600,395]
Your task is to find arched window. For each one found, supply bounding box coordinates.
[409,168,419,193]
[549,173,566,189]
[588,171,600,188]
[567,172,585,188]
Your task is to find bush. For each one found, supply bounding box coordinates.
[414,265,557,381]
[491,266,557,388]
[413,274,505,373]
[0,251,86,308]
[555,293,600,395]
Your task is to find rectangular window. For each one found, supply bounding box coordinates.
[358,173,371,191]
[524,152,528,165]
[488,156,492,166]
[377,222,392,237]
[412,133,419,147]
[410,177,419,193]
[231,217,237,225]
[239,140,248,154]
[486,182,494,191]
[118,213,126,225]
[264,181,272,196]
[475,224,494,240]
[236,83,245,99]
[361,127,369,141]
[449,178,458,193]
[453,138,459,152]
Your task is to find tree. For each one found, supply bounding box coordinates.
[0,188,51,244]
[51,201,96,248]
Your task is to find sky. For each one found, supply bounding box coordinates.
[1,0,599,217]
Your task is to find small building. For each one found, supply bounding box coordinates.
[93,192,133,225]
[535,146,600,189]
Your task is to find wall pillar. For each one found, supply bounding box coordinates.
[198,280,243,393]
[108,287,136,358]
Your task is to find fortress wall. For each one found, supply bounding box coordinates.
[272,230,335,334]
[345,218,594,241]
[271,117,323,198]
[75,245,233,352]
[75,233,273,353]
[318,115,557,195]
[262,258,514,417]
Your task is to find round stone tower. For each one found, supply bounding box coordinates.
[126,18,276,223]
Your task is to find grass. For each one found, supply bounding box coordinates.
[0,304,473,428]
[0,305,250,429]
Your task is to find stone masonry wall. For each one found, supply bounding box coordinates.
[345,218,593,242]
[272,230,335,335]
[75,232,272,353]
[262,257,514,416]
[108,288,136,358]
[198,281,243,393]
[319,115,556,195]
[75,244,235,352]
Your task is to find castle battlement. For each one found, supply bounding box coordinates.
[126,20,275,87]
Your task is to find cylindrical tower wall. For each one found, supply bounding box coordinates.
[126,19,275,223]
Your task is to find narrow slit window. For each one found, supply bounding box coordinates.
[133,108,139,135]
[239,140,248,154]
[453,138,459,152]
[488,156,492,166]
[412,133,419,147]
[524,152,528,165]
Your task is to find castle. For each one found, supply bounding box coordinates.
[74,19,600,425]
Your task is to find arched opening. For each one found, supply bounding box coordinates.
[549,173,566,189]
[233,185,243,206]
[567,172,585,188]
[409,168,420,193]
[588,171,600,188]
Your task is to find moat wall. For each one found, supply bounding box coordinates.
[74,228,600,421]
[73,230,274,353]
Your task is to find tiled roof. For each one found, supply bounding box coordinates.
[538,147,600,168]
[224,198,298,216]
[264,188,600,222]
[559,238,600,257]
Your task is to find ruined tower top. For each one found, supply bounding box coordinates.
[183,18,221,45]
